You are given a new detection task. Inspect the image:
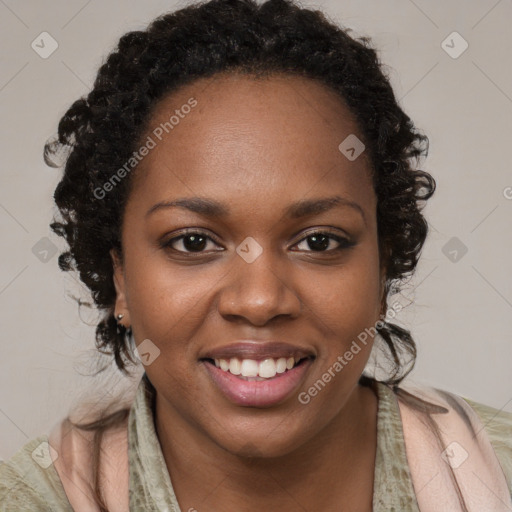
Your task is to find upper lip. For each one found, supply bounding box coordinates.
[200,341,316,362]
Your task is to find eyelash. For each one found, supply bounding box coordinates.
[160,229,355,255]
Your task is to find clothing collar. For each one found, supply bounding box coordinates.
[370,378,419,511]
[128,373,181,512]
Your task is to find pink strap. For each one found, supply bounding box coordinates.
[397,382,511,511]
[48,417,130,511]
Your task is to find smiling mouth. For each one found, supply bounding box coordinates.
[201,356,314,381]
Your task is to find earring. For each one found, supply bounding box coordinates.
[115,313,126,335]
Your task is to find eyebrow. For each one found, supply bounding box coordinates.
[146,195,366,224]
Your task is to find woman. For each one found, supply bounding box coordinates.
[1,0,510,510]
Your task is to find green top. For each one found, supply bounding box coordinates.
[1,374,511,511]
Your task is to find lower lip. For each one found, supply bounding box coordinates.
[202,359,313,407]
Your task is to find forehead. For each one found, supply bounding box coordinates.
[129,72,374,216]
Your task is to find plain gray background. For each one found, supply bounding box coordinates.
[1,0,511,460]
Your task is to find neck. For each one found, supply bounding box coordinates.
[155,381,378,512]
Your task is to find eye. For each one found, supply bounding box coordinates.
[292,230,354,253]
[161,230,222,254]
[160,229,354,255]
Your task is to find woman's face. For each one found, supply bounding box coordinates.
[113,72,385,456]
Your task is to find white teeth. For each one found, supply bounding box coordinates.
[240,359,259,377]
[258,358,277,378]
[213,356,304,379]
[229,358,241,375]
[276,358,287,374]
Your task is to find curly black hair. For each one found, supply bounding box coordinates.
[45,0,434,386]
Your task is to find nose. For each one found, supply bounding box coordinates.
[217,249,302,326]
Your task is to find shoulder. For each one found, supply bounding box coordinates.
[0,435,72,511]
[463,396,512,492]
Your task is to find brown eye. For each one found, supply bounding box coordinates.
[293,231,354,252]
[162,231,220,253]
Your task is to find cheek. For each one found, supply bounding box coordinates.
[301,252,381,402]
[307,247,382,333]
[124,250,222,348]
[300,252,381,395]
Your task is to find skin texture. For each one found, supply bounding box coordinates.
[112,72,385,511]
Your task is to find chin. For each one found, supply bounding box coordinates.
[208,414,316,460]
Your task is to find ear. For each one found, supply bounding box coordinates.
[110,248,130,327]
